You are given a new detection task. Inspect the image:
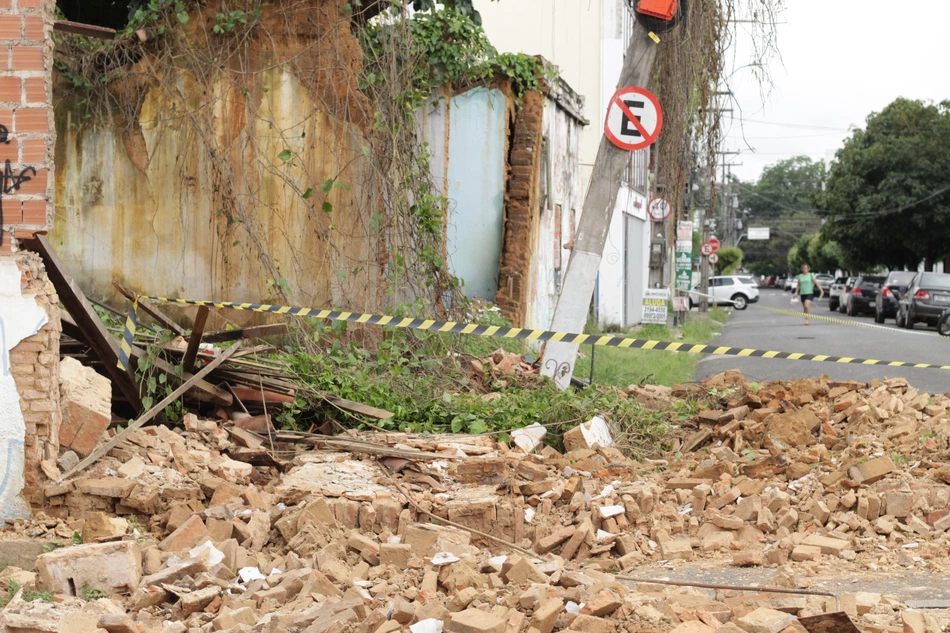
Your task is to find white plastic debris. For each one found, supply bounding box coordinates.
[238,567,266,583]
[388,535,402,544]
[489,555,508,571]
[189,541,224,567]
[596,529,613,541]
[512,424,547,453]
[598,485,615,499]
[431,552,460,565]
[410,620,444,633]
[524,508,536,523]
[565,601,581,615]
[599,505,624,518]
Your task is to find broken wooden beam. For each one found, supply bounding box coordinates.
[127,346,232,407]
[58,341,242,482]
[230,385,295,405]
[20,235,143,411]
[53,20,116,40]
[114,283,186,336]
[327,397,395,420]
[182,305,210,374]
[202,323,290,343]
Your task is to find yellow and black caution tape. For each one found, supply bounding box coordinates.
[117,297,138,372]
[114,296,950,373]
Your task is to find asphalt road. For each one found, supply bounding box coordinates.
[694,288,950,395]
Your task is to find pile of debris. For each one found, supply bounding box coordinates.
[4,368,950,632]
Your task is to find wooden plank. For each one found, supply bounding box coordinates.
[128,346,232,406]
[53,20,116,40]
[58,341,242,482]
[230,385,295,404]
[327,397,394,420]
[20,235,143,411]
[182,305,209,374]
[114,283,186,336]
[202,323,289,343]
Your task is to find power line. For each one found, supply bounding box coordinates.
[729,118,852,132]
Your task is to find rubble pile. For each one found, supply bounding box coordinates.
[3,372,950,633]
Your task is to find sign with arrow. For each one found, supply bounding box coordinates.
[604,86,663,151]
[648,196,671,221]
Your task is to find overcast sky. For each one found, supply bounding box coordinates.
[723,0,950,183]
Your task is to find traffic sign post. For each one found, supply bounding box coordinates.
[708,253,719,265]
[604,86,663,151]
[700,243,714,257]
[708,236,721,252]
[648,196,671,221]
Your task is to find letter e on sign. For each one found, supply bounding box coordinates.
[604,86,663,151]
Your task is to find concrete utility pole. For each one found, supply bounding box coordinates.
[540,22,658,389]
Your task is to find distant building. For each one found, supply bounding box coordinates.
[475,0,652,329]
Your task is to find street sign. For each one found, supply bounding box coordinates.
[676,221,693,241]
[708,236,721,252]
[708,253,720,264]
[648,196,671,221]
[604,86,663,151]
[642,288,669,324]
[748,227,770,240]
[700,243,713,256]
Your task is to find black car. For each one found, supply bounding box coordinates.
[845,275,885,316]
[897,272,950,329]
[875,271,917,323]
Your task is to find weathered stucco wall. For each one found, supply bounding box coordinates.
[50,0,383,316]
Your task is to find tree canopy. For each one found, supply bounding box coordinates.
[816,98,950,271]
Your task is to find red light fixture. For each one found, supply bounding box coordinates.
[882,287,892,297]
[915,290,931,300]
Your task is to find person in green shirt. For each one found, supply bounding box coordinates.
[794,264,824,325]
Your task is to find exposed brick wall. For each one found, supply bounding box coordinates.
[0,0,54,252]
[495,90,545,326]
[9,250,60,506]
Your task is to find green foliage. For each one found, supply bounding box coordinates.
[124,0,190,36]
[787,233,849,273]
[134,331,184,422]
[80,581,107,601]
[735,157,827,276]
[714,247,743,275]
[817,98,950,270]
[281,320,669,456]
[212,1,265,35]
[409,0,497,25]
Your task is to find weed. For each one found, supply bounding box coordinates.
[71,531,82,546]
[80,581,107,601]
[22,590,52,602]
[41,541,65,553]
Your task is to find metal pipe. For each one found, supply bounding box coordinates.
[615,575,841,612]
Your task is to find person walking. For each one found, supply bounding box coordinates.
[795,264,824,325]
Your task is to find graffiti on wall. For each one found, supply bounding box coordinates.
[0,123,38,246]
[0,259,47,520]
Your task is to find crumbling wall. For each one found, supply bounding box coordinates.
[494,89,544,327]
[50,0,384,316]
[0,253,61,517]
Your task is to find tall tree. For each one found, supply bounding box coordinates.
[734,156,826,275]
[817,98,950,271]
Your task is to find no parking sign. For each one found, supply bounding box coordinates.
[604,86,664,151]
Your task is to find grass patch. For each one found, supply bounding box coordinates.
[574,308,730,388]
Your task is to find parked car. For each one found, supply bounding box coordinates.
[688,275,760,310]
[875,270,917,323]
[896,272,950,329]
[844,275,886,316]
[784,276,795,292]
[815,274,835,288]
[838,278,855,313]
[828,276,855,311]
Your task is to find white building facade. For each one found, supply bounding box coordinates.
[475,0,652,329]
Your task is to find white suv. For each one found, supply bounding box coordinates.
[688,276,760,310]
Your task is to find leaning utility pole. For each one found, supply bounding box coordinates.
[540,22,659,389]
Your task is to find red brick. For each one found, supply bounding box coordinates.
[14,106,45,131]
[21,199,44,224]
[21,137,44,161]
[0,75,19,99]
[23,15,42,40]
[0,47,9,71]
[0,15,20,40]
[17,0,42,7]
[12,166,45,194]
[11,45,43,71]
[23,76,43,102]
[0,0,11,10]
[1,200,21,223]
[0,230,13,254]
[0,136,17,162]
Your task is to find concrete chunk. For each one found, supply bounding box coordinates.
[59,356,112,458]
[448,608,507,633]
[36,541,141,595]
[736,607,796,633]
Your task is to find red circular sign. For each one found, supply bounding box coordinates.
[604,86,664,151]
[708,237,721,252]
[648,196,672,221]
[700,243,713,256]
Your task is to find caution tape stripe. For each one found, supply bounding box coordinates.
[106,296,950,374]
[116,298,138,371]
